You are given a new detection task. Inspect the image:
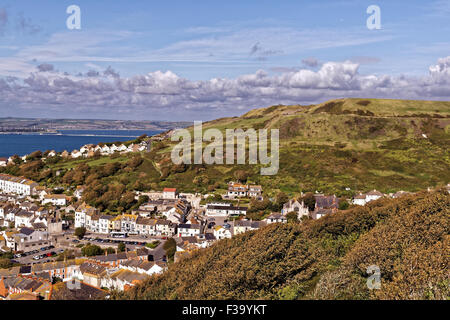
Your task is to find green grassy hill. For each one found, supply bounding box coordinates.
[140,98,450,196]
[117,189,449,300]
[2,98,449,204]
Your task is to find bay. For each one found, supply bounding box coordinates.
[0,130,162,158]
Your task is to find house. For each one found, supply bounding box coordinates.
[136,261,166,276]
[102,269,147,291]
[213,225,232,240]
[311,208,333,220]
[11,228,50,252]
[86,215,100,233]
[47,150,57,158]
[155,219,176,236]
[75,203,97,228]
[392,190,411,198]
[14,210,34,228]
[50,280,107,300]
[0,174,38,196]
[71,150,82,159]
[352,190,384,206]
[99,216,114,234]
[205,203,247,217]
[227,182,248,197]
[248,185,263,198]
[34,186,50,201]
[177,224,201,237]
[0,158,7,167]
[352,194,367,206]
[366,190,384,202]
[163,188,178,199]
[311,194,339,219]
[264,213,287,224]
[42,194,67,206]
[120,214,138,234]
[282,199,309,220]
[0,275,53,300]
[135,217,157,236]
[233,220,266,235]
[74,186,85,198]
[79,262,107,288]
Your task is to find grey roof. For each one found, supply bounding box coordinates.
[19,227,34,235]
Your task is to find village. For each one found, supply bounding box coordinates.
[0,157,438,300]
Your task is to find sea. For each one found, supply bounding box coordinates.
[0,130,162,158]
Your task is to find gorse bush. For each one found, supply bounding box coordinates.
[117,190,449,300]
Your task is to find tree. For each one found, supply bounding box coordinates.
[233,170,250,183]
[301,193,316,211]
[0,258,13,269]
[82,244,104,257]
[286,211,298,223]
[273,192,289,211]
[118,242,126,252]
[74,227,86,239]
[339,200,350,210]
[163,238,177,263]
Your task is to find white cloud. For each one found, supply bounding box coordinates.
[0,56,449,120]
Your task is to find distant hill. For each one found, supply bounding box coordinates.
[2,97,449,202]
[136,98,450,196]
[0,117,192,131]
[117,189,449,300]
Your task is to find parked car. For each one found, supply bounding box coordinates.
[33,255,40,260]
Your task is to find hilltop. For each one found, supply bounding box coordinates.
[117,188,449,300]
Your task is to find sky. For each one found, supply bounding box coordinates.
[0,0,449,121]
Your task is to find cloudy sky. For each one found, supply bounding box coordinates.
[0,0,449,120]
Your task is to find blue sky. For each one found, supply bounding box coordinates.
[0,0,449,120]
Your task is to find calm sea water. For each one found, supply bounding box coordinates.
[0,130,162,158]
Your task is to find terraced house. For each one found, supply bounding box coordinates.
[0,275,53,300]
[0,174,38,196]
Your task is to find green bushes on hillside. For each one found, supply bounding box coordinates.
[117,190,449,300]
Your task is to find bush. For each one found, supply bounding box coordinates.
[75,227,87,239]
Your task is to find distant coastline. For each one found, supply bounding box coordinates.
[0,129,162,158]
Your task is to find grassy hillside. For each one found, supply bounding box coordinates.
[117,189,449,300]
[137,98,450,196]
[2,98,449,203]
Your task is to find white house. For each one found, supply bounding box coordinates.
[163,188,178,199]
[14,210,34,228]
[264,213,288,224]
[74,203,97,228]
[213,225,232,240]
[353,190,384,206]
[177,224,201,237]
[0,174,38,196]
[99,215,114,234]
[71,150,83,159]
[206,203,247,217]
[42,194,67,206]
